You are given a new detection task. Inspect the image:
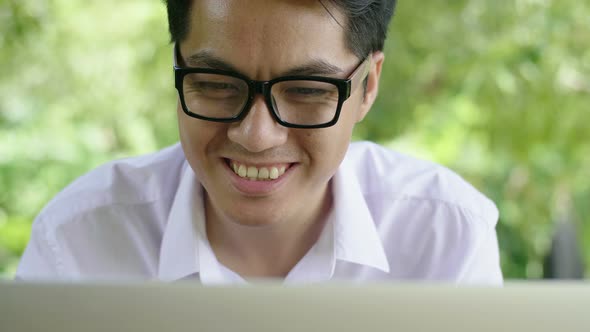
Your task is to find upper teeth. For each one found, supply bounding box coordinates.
[231,162,287,181]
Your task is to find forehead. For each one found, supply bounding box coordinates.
[181,0,355,77]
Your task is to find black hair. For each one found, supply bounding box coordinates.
[319,0,396,58]
[164,0,397,59]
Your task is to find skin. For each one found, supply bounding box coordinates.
[177,0,384,278]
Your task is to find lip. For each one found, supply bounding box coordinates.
[223,158,295,196]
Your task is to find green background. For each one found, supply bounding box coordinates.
[1,0,589,279]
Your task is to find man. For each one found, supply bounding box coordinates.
[17,0,502,284]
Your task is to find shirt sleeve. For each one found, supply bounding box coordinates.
[415,198,503,285]
[445,186,503,285]
[15,219,61,280]
[457,224,504,285]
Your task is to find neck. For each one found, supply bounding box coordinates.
[205,184,333,278]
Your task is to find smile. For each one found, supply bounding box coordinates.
[228,160,289,181]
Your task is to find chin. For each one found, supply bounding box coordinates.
[225,204,287,228]
[231,218,278,228]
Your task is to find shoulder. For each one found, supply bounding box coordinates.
[343,142,502,282]
[344,141,498,228]
[18,144,189,279]
[37,143,187,229]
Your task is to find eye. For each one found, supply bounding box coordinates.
[192,81,238,92]
[183,73,246,100]
[286,87,329,96]
[274,80,339,103]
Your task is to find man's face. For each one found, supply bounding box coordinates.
[177,0,382,226]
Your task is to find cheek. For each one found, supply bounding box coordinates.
[177,107,191,146]
[343,92,367,124]
[302,120,355,177]
[176,106,220,169]
[177,107,201,160]
[177,116,201,178]
[318,106,360,167]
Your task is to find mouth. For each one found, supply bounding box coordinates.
[225,159,292,181]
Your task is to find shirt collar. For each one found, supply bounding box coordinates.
[330,158,390,273]
[158,164,202,281]
[158,164,245,284]
[158,155,390,282]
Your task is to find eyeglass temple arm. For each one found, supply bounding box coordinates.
[173,42,180,67]
[348,56,372,97]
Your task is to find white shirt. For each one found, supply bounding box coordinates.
[16,141,503,284]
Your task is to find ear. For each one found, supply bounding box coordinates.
[356,51,385,123]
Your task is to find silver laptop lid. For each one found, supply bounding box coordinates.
[1,281,589,332]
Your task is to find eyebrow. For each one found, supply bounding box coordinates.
[184,50,345,77]
[283,60,344,76]
[185,50,243,74]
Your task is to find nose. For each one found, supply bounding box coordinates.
[227,95,288,152]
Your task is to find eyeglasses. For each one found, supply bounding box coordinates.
[173,43,370,129]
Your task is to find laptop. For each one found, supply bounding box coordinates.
[1,281,589,332]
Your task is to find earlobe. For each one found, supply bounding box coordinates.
[357,51,385,123]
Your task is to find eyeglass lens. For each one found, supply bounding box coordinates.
[182,73,339,125]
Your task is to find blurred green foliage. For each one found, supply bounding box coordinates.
[1,0,589,279]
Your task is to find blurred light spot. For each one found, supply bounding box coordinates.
[495,68,518,94]
[557,64,590,92]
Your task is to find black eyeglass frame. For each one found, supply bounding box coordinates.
[173,43,371,129]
